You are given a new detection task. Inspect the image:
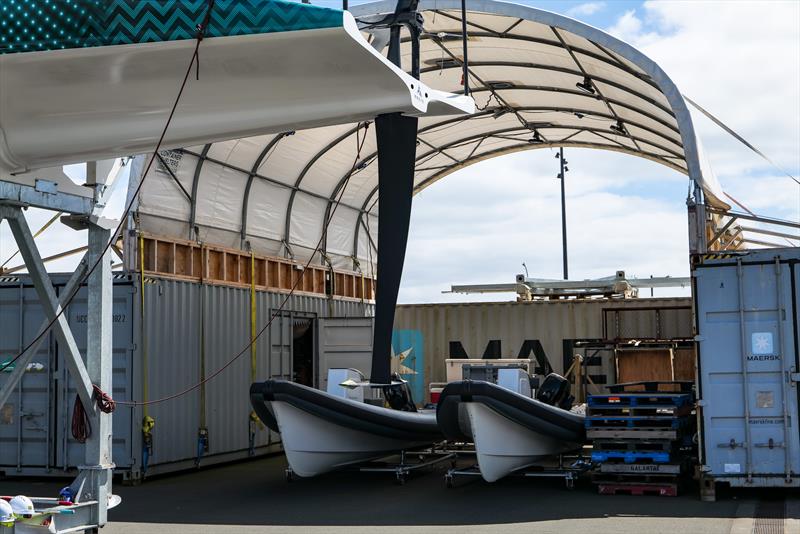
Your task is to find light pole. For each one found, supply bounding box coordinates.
[557,148,569,280]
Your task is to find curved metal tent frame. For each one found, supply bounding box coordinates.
[134,0,721,272]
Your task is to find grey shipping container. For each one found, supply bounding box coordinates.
[394,297,693,395]
[0,272,372,480]
[695,247,800,489]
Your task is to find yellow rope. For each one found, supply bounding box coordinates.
[139,233,149,420]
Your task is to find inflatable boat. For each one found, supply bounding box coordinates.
[247,0,467,479]
[436,375,586,482]
[249,378,442,477]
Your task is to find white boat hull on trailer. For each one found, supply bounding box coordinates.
[465,402,579,482]
[436,379,586,482]
[250,380,442,478]
[272,401,430,477]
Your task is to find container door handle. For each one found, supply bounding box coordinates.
[718,439,746,449]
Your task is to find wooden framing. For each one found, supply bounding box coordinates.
[135,233,375,301]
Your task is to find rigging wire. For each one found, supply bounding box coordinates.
[0,0,216,376]
[0,211,63,272]
[684,95,800,186]
[115,123,370,407]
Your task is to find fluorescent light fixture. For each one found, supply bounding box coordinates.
[576,76,595,95]
[610,120,627,135]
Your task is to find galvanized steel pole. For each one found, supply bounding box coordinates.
[559,147,568,280]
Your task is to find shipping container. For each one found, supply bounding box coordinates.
[0,273,372,480]
[694,248,800,491]
[393,297,693,398]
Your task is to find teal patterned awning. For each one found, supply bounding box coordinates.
[0,0,343,54]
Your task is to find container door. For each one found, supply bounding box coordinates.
[0,282,55,472]
[697,257,799,479]
[57,280,135,471]
[317,317,373,390]
[269,311,293,381]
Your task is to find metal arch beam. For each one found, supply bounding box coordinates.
[550,26,642,153]
[348,124,682,263]
[413,124,685,162]
[282,124,365,258]
[188,144,211,240]
[320,156,379,263]
[414,140,689,193]
[412,32,672,100]
[473,103,682,152]
[415,103,679,150]
[418,56,680,134]
[352,184,380,266]
[179,149,370,215]
[422,9,661,91]
[455,84,681,142]
[349,135,688,262]
[352,0,707,191]
[240,132,291,245]
[417,140,688,191]
[428,36,532,132]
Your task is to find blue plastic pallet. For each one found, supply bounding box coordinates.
[591,450,671,464]
[588,393,693,408]
[585,416,689,429]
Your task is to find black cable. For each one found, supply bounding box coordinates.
[0,0,216,376]
[115,123,370,407]
[461,0,469,96]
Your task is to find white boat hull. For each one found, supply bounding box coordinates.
[466,402,579,482]
[271,401,427,477]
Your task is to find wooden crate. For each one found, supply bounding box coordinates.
[615,348,674,386]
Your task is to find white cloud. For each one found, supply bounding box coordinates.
[605,9,663,48]
[399,148,693,303]
[400,0,799,303]
[566,2,606,17]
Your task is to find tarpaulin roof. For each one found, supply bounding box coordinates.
[134,0,721,271]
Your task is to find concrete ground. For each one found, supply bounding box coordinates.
[1,455,798,533]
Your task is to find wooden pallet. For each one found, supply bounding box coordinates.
[593,439,674,452]
[587,428,679,440]
[597,482,678,497]
[599,462,684,475]
[592,471,681,484]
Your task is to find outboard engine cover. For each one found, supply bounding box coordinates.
[536,373,574,410]
[383,373,417,412]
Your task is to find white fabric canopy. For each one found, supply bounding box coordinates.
[135,0,718,271]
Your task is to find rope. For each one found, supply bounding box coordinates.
[72,395,91,443]
[71,386,117,443]
[0,0,216,377]
[115,122,370,407]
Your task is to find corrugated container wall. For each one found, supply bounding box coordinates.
[695,247,800,489]
[0,273,372,480]
[394,297,693,388]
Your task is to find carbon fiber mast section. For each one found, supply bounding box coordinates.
[370,112,418,384]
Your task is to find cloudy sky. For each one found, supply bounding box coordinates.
[0,1,797,305]
[400,0,800,303]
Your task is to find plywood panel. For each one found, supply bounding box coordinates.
[673,347,696,382]
[615,348,674,384]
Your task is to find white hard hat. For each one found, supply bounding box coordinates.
[10,495,34,517]
[0,499,14,522]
